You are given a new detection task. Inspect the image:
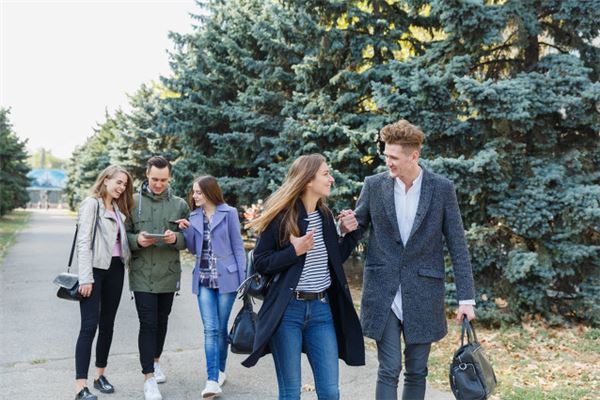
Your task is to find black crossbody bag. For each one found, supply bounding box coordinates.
[53,201,99,301]
[236,248,279,300]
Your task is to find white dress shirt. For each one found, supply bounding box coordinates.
[391,169,423,321]
[391,168,474,322]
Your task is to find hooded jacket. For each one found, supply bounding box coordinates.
[126,182,190,293]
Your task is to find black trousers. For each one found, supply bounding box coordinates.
[75,257,124,379]
[133,291,175,374]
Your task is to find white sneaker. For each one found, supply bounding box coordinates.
[154,362,166,384]
[144,377,163,400]
[218,371,227,387]
[201,380,222,398]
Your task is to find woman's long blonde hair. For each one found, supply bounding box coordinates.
[89,165,134,217]
[247,154,331,245]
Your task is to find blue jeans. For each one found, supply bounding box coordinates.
[376,310,431,400]
[197,286,236,381]
[269,296,339,400]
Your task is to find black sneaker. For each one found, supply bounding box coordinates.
[75,387,97,400]
[93,375,115,393]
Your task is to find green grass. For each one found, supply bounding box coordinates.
[0,210,30,263]
[427,320,599,400]
[500,386,593,400]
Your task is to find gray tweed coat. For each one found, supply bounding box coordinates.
[354,167,475,344]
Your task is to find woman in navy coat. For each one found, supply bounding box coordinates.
[242,154,364,400]
[177,176,245,398]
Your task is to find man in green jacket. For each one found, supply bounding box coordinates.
[126,156,189,400]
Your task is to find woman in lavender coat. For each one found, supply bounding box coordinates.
[176,176,246,398]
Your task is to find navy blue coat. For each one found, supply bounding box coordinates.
[241,202,365,367]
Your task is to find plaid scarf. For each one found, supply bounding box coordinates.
[198,210,218,288]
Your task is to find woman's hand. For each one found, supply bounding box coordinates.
[175,218,190,230]
[290,229,315,256]
[337,209,358,233]
[78,283,93,298]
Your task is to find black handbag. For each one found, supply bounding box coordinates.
[237,249,278,300]
[449,316,497,400]
[228,294,257,354]
[53,200,99,301]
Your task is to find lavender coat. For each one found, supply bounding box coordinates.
[182,203,246,294]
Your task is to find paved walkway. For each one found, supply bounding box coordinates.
[0,209,453,399]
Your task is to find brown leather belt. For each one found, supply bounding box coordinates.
[294,290,327,301]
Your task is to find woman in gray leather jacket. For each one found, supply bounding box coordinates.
[74,165,133,400]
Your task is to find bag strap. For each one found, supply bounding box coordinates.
[460,315,478,346]
[67,225,79,271]
[91,199,99,249]
[67,199,100,272]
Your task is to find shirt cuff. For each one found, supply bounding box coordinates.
[459,299,476,306]
[335,220,347,237]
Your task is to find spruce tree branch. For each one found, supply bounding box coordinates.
[540,21,587,49]
[471,58,523,71]
[481,30,518,56]
[539,41,568,54]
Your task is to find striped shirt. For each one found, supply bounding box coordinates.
[295,210,331,292]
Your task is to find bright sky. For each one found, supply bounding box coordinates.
[1,0,198,159]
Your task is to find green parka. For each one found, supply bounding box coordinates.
[126,183,190,293]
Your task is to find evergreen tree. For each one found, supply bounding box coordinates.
[162,0,270,201]
[372,0,600,325]
[64,112,116,209]
[0,109,30,216]
[162,0,423,209]
[111,83,181,187]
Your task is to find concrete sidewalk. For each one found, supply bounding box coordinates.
[0,209,453,399]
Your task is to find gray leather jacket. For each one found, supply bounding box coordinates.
[76,197,131,284]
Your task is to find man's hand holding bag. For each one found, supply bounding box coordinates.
[449,316,497,400]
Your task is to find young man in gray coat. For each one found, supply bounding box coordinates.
[341,120,476,400]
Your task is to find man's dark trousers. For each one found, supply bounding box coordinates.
[376,310,431,400]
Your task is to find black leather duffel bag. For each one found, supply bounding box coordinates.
[449,316,497,400]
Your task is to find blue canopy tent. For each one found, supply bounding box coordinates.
[26,169,67,208]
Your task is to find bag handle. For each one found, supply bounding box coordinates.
[242,293,254,310]
[460,315,479,346]
[67,199,100,272]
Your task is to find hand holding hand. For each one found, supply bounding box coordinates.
[290,229,315,256]
[175,218,190,230]
[337,209,358,234]
[78,283,93,298]
[137,231,157,248]
[456,304,475,323]
[163,229,177,245]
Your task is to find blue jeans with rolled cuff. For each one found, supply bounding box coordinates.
[197,286,236,382]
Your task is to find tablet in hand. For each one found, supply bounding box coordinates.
[142,232,166,239]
